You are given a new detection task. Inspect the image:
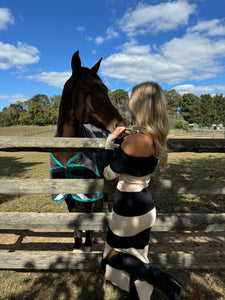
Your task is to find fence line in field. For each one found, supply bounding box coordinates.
[0,137,224,270]
[169,128,225,139]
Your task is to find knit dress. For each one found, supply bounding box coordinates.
[102,134,158,299]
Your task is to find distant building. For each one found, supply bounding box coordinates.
[189,123,199,129]
[212,124,223,130]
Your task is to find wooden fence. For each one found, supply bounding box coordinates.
[0,137,225,271]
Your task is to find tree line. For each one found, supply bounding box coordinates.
[0,89,224,128]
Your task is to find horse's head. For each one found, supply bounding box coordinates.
[58,51,125,135]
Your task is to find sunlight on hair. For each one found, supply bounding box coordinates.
[129,82,169,168]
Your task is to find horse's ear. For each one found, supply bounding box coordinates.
[91,57,102,73]
[71,51,81,75]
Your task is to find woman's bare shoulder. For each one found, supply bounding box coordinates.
[121,133,154,157]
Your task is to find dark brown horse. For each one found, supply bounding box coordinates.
[51,51,125,251]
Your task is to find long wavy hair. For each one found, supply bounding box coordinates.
[129,82,169,168]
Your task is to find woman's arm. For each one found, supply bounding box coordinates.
[103,127,130,180]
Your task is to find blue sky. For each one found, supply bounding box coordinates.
[1,0,225,111]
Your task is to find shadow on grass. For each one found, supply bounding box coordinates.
[0,156,42,205]
[0,156,42,178]
[152,155,225,213]
[0,153,225,299]
[0,269,224,299]
[163,156,225,181]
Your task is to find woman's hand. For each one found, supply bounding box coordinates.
[111,126,131,138]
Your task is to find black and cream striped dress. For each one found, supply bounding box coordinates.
[102,134,158,299]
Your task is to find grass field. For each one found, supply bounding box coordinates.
[0,126,225,299]
[0,125,56,136]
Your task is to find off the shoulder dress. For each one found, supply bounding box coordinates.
[102,134,158,299]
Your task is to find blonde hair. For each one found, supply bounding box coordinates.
[129,82,169,168]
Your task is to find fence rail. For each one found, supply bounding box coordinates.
[0,136,225,152]
[1,212,224,232]
[0,137,225,271]
[0,179,224,195]
[169,128,225,139]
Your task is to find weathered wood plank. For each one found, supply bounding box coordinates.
[167,138,225,153]
[0,252,224,270]
[0,179,117,194]
[151,179,225,195]
[0,137,225,153]
[0,137,107,152]
[0,179,224,194]
[0,212,224,231]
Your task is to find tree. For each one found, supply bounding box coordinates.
[213,94,225,125]
[108,89,131,124]
[27,94,49,125]
[180,93,199,124]
[47,95,61,124]
[10,102,25,125]
[0,108,10,126]
[49,95,61,109]
[200,94,214,127]
[173,119,189,129]
[191,96,202,126]
[19,112,30,125]
[164,89,182,118]
[0,105,18,126]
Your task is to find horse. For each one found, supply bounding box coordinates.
[50,50,125,252]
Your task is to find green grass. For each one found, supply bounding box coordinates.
[0,270,224,299]
[0,126,225,299]
[0,125,56,136]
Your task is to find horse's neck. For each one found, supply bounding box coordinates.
[57,110,83,138]
[58,122,82,138]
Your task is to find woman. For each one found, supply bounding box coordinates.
[101,82,183,299]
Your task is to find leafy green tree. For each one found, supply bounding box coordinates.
[47,95,61,124]
[44,106,58,124]
[164,89,182,118]
[180,93,199,124]
[49,95,61,109]
[27,94,49,125]
[213,94,225,125]
[19,112,31,125]
[200,94,214,127]
[108,89,131,124]
[0,107,10,126]
[10,102,25,125]
[173,119,189,129]
[0,105,17,126]
[191,96,203,126]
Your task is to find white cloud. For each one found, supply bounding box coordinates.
[173,84,225,95]
[95,36,104,45]
[76,25,86,33]
[162,33,225,78]
[106,27,119,39]
[118,0,196,36]
[101,32,225,85]
[188,19,225,37]
[0,93,28,103]
[173,84,214,95]
[27,71,71,88]
[0,41,40,70]
[101,41,177,84]
[94,27,119,45]
[0,8,14,30]
[213,85,225,93]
